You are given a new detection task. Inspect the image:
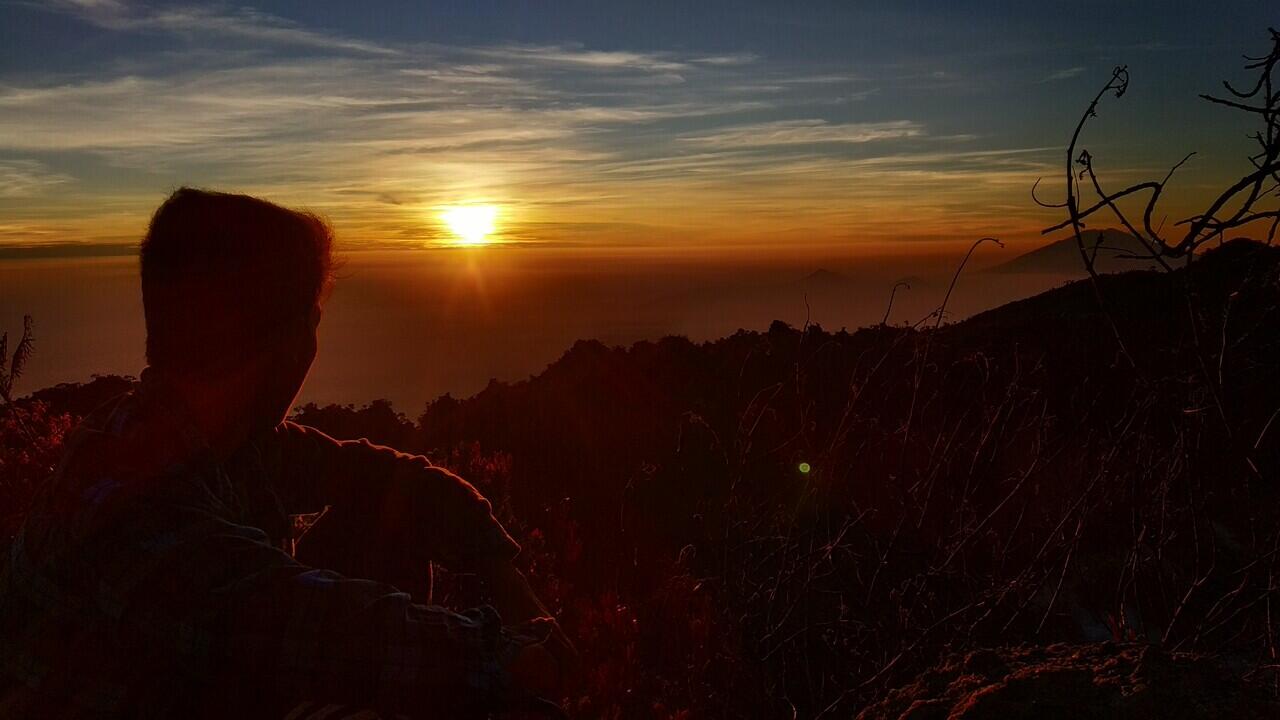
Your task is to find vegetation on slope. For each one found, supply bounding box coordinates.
[3,241,1278,717]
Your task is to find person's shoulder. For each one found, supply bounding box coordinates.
[274,419,344,446]
[46,394,215,520]
[58,392,154,479]
[54,407,136,496]
[272,419,417,458]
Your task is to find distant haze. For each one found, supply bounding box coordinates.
[1,243,1083,411]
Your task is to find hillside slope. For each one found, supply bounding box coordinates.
[9,240,1280,718]
[405,240,1280,715]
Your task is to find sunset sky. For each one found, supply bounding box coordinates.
[1,1,1276,254]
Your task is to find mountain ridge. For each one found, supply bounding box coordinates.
[988,229,1164,275]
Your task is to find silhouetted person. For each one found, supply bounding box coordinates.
[0,189,570,719]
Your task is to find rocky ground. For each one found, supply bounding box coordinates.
[856,643,1279,720]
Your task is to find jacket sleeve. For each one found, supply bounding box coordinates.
[264,421,520,571]
[100,493,537,716]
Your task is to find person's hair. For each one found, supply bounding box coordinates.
[140,188,334,374]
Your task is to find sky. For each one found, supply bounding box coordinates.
[0,1,1276,255]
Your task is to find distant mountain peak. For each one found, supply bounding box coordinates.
[797,268,851,287]
[989,229,1162,275]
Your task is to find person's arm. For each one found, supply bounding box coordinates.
[103,493,544,716]
[267,422,576,675]
[267,421,520,573]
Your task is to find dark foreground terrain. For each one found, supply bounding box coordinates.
[4,240,1279,718]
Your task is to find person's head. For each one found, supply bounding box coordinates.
[141,188,333,428]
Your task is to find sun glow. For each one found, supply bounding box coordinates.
[441,205,499,245]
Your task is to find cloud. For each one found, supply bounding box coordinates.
[782,74,863,85]
[0,47,786,246]
[690,53,759,66]
[45,0,396,55]
[0,71,395,152]
[0,160,72,197]
[1040,66,1086,83]
[680,120,925,149]
[2,2,1061,247]
[0,222,88,243]
[474,44,687,72]
[55,0,128,11]
[0,241,135,259]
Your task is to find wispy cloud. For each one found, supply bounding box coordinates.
[473,44,688,72]
[1040,66,1086,83]
[0,241,136,259]
[680,120,925,149]
[0,1,1070,246]
[0,161,72,197]
[690,53,759,66]
[45,0,397,55]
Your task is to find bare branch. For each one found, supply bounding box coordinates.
[1079,151,1173,270]
[1044,29,1280,264]
[881,281,911,327]
[1041,182,1162,234]
[1031,177,1067,208]
[1142,153,1196,247]
[1199,94,1271,114]
[935,237,1003,331]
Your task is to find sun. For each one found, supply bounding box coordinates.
[440,205,498,245]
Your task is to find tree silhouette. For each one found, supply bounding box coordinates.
[0,315,34,404]
[1037,28,1280,275]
